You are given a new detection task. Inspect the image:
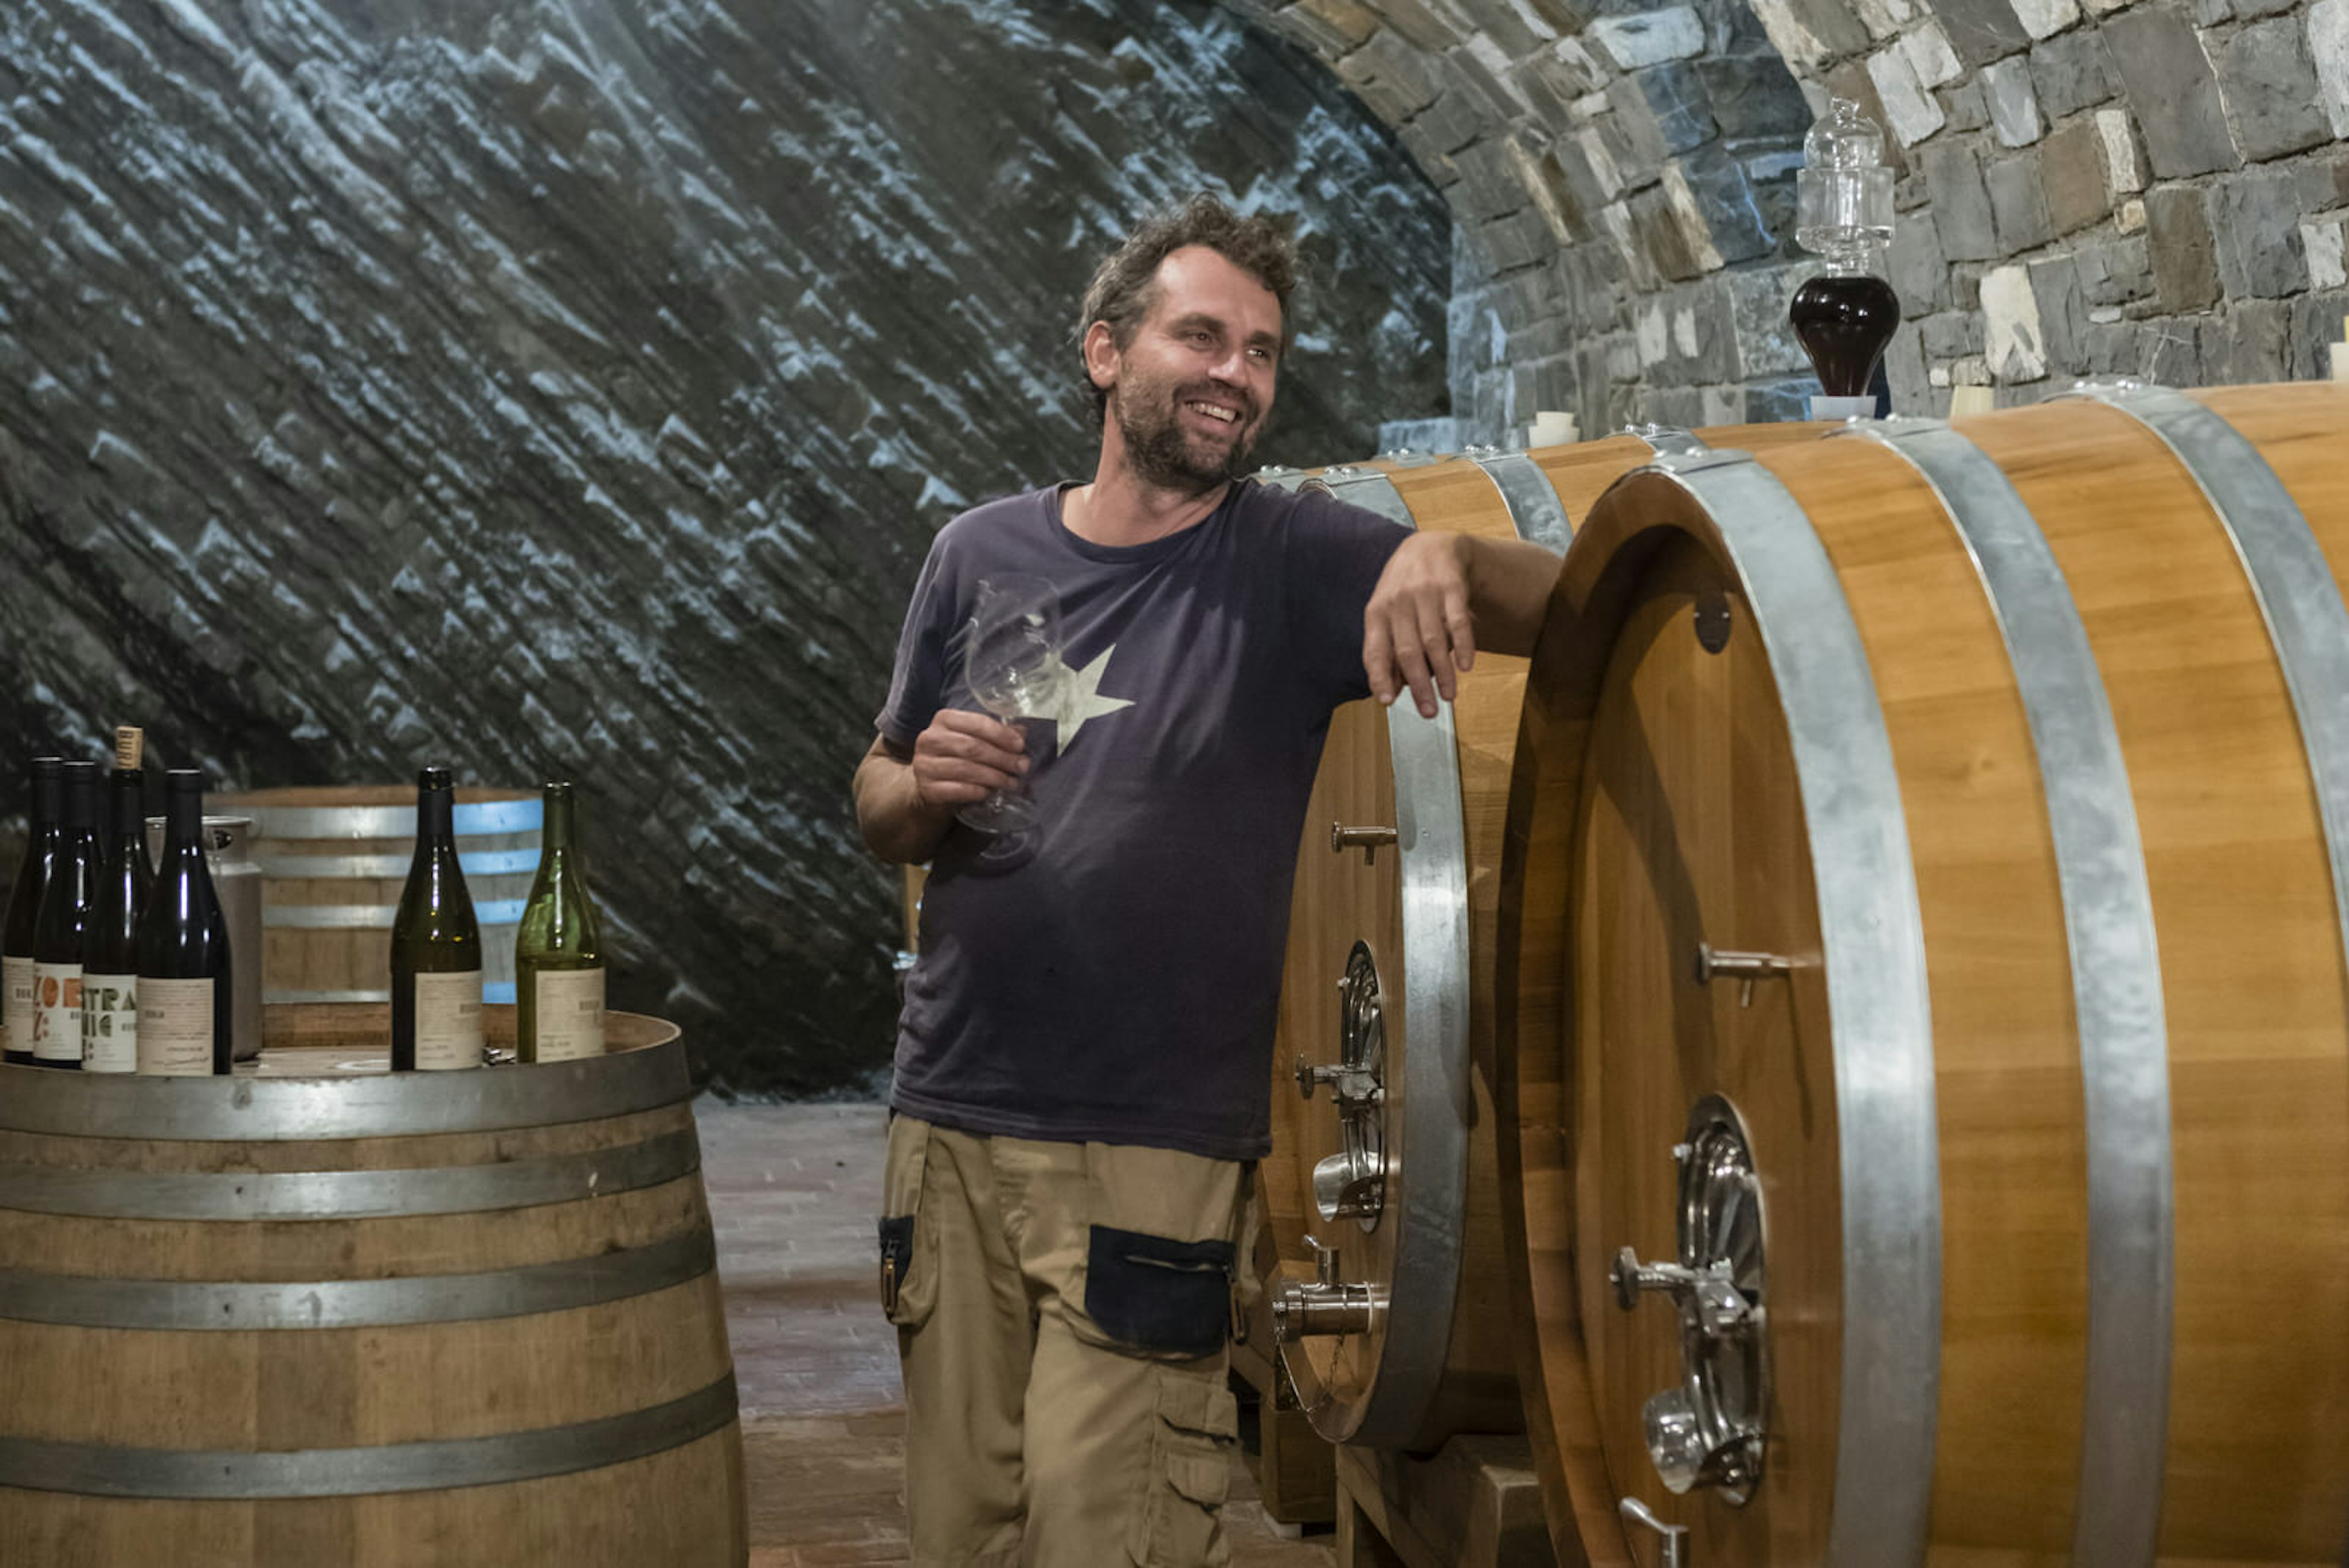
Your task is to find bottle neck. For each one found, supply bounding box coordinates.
[30,772,61,832]
[165,789,204,847]
[110,771,145,842]
[61,778,96,834]
[417,787,455,842]
[541,790,576,853]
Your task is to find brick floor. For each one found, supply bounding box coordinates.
[703,1101,1335,1567]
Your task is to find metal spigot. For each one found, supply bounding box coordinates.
[1611,1247,1753,1337]
[1294,1053,1382,1114]
[1270,1233,1379,1343]
[1619,1498,1690,1567]
[1612,1096,1770,1503]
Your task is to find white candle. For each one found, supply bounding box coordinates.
[1948,385,1995,416]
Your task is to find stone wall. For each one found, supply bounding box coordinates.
[1231,0,2349,431]
[0,0,1450,1094]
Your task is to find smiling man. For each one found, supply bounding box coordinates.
[852,194,1553,1568]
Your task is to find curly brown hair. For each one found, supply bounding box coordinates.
[1076,194,1299,423]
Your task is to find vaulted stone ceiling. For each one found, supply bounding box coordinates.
[1216,0,2349,428]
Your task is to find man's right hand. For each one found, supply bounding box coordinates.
[908,710,1030,811]
[854,713,1031,863]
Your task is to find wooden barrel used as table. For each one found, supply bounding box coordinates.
[221,787,543,1006]
[1259,428,1820,1454]
[1497,384,2349,1567]
[0,1003,747,1566]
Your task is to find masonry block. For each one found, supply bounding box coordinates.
[2213,17,2331,162]
[2144,182,2224,309]
[2101,6,2240,177]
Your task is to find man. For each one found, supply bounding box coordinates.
[852,194,1553,1567]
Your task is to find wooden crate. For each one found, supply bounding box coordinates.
[1334,1436,1562,1568]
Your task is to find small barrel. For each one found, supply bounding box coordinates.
[219,787,542,1007]
[0,1002,747,1564]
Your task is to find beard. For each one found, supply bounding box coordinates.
[1111,373,1262,494]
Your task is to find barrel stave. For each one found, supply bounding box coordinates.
[0,1101,692,1178]
[6,1427,748,1568]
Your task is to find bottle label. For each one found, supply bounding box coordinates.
[32,962,83,1065]
[414,970,484,1071]
[532,967,606,1062]
[83,973,138,1073]
[2,953,31,1055]
[139,978,216,1076]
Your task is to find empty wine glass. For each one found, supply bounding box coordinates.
[955,575,1064,834]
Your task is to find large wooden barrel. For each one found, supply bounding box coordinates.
[1497,385,2349,1566]
[0,1003,747,1566]
[223,787,543,1006]
[1260,428,1819,1454]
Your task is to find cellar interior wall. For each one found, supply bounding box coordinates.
[0,0,1452,1093]
[1225,0,2349,434]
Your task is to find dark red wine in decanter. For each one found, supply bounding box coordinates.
[1790,272,1901,398]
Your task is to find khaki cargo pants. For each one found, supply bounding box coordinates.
[878,1115,1258,1568]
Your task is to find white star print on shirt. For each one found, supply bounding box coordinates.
[1045,646,1134,756]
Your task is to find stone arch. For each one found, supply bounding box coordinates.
[1215,0,2349,429]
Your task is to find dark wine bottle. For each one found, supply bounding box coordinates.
[83,729,154,1074]
[516,781,605,1063]
[390,765,483,1071]
[136,769,232,1076]
[3,756,63,1066]
[31,762,100,1068]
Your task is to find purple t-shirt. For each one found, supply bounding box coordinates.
[875,478,1409,1161]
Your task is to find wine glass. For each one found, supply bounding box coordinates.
[955,575,1064,834]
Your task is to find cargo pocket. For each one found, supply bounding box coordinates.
[1074,1142,1247,1360]
[1083,1225,1236,1359]
[1123,1363,1240,1568]
[1126,1366,1237,1567]
[877,1114,938,1329]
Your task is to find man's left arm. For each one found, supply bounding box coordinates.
[1362,532,1558,718]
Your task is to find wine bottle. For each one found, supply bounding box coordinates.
[3,756,63,1066]
[515,781,605,1063]
[390,765,482,1071]
[32,762,100,1069]
[137,768,232,1075]
[83,729,154,1074]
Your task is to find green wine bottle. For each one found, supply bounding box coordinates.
[390,765,482,1072]
[515,781,604,1063]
